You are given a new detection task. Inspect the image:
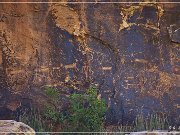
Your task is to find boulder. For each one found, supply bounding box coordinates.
[0,120,35,135]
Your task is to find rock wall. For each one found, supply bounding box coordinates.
[0,1,180,125]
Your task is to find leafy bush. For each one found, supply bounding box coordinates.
[64,87,107,132]
[45,87,59,101]
[44,86,107,132]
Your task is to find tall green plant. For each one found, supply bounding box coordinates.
[44,86,107,132]
[65,87,107,132]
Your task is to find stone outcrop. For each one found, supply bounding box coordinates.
[0,1,180,125]
[0,120,35,135]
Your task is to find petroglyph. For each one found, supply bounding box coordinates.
[65,63,76,69]
[102,66,112,71]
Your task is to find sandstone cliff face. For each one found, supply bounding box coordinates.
[0,1,180,125]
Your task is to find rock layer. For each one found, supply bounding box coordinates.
[0,1,180,125]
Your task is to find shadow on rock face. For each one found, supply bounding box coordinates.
[0,98,33,121]
[0,107,15,120]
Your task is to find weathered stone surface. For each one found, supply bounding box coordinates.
[0,1,179,125]
[168,24,180,43]
[0,120,35,135]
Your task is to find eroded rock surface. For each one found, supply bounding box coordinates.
[0,1,180,125]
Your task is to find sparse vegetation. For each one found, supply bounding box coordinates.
[134,114,170,131]
[19,108,47,132]
[106,114,170,133]
[19,86,107,132]
[19,87,172,133]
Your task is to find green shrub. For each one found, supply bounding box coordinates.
[45,87,59,101]
[64,87,107,132]
[44,86,107,132]
[44,106,59,122]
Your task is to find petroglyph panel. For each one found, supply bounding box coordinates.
[0,2,179,124]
